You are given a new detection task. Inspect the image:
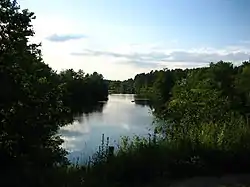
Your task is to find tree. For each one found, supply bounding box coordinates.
[59,70,108,114]
[235,63,250,114]
[0,1,70,185]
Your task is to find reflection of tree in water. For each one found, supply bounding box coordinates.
[134,100,153,109]
[73,101,107,122]
[82,101,107,114]
[133,95,153,109]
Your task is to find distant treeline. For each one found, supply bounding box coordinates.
[108,61,250,113]
[108,79,135,94]
[108,69,187,98]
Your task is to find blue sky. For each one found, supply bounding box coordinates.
[19,0,250,80]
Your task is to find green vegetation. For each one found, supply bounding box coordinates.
[2,1,250,187]
[59,69,108,114]
[0,1,107,186]
[108,78,135,94]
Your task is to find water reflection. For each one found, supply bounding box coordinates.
[134,100,153,108]
[59,94,153,161]
[72,101,107,120]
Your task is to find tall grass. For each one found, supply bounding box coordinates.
[78,114,250,187]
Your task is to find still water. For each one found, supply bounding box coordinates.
[59,94,154,162]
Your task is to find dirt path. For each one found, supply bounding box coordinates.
[145,174,250,187]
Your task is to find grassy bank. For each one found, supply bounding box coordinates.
[56,114,250,187]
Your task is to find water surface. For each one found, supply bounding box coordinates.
[60,94,154,161]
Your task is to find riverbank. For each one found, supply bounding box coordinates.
[54,132,250,187]
[66,120,250,187]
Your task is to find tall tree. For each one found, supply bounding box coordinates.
[0,1,69,185]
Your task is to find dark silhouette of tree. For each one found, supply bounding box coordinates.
[0,1,108,186]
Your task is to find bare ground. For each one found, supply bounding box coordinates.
[144,174,250,187]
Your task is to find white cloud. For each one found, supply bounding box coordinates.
[46,33,87,42]
[70,45,250,71]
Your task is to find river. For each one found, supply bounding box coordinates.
[59,94,154,162]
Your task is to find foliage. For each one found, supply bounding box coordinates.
[59,69,108,114]
[81,117,250,187]
[0,1,108,186]
[0,0,68,184]
[108,78,135,94]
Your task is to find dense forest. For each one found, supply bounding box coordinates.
[2,1,250,187]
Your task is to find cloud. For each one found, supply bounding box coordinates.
[71,47,250,69]
[71,49,169,61]
[46,33,87,42]
[166,51,250,63]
